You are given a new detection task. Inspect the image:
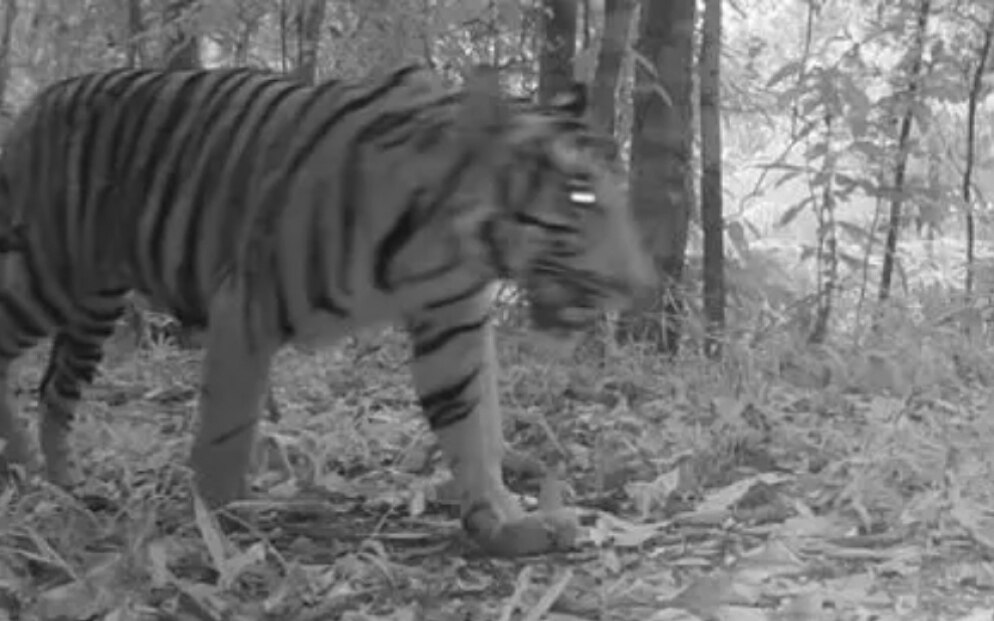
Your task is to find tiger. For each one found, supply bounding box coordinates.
[0,63,652,557]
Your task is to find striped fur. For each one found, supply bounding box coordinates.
[0,64,651,555]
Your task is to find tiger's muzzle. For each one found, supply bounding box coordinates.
[527,270,641,333]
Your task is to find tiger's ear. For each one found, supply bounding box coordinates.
[456,64,509,145]
[548,81,588,118]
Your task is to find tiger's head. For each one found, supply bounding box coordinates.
[453,66,654,333]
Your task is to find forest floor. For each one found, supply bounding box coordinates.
[3,318,994,621]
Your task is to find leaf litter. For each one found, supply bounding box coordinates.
[1,324,994,619]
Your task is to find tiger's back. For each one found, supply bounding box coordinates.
[0,67,437,328]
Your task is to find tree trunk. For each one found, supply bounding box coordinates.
[699,0,723,358]
[878,0,930,305]
[963,7,994,299]
[126,0,145,68]
[234,15,259,66]
[616,0,695,354]
[162,0,201,70]
[538,0,577,103]
[809,111,837,345]
[590,0,634,135]
[295,0,327,84]
[572,0,634,361]
[580,0,590,50]
[0,0,17,112]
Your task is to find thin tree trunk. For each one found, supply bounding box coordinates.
[963,8,994,299]
[279,0,289,73]
[295,0,327,84]
[538,0,577,103]
[162,0,200,70]
[490,0,501,67]
[699,0,724,358]
[418,0,436,68]
[126,0,145,68]
[617,0,695,354]
[853,168,885,343]
[809,111,837,345]
[234,17,258,66]
[590,0,634,135]
[581,0,590,50]
[574,0,633,360]
[0,0,17,110]
[144,0,201,351]
[878,0,930,304]
[488,0,580,480]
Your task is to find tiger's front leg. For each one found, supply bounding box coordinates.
[190,278,279,507]
[407,306,579,557]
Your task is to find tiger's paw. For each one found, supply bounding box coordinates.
[45,463,78,490]
[462,502,580,557]
[193,471,249,509]
[190,456,250,509]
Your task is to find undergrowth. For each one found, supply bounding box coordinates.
[1,299,994,620]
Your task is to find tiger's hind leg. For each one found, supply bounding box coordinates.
[407,298,579,557]
[37,291,128,487]
[189,277,279,507]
